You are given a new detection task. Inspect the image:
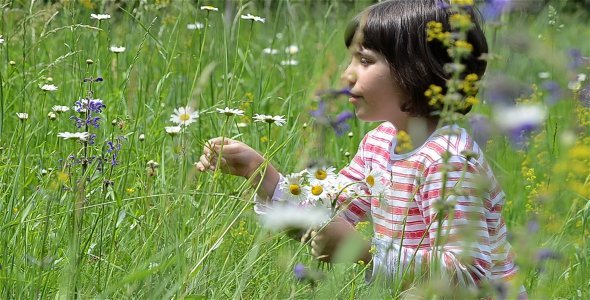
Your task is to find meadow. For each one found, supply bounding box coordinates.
[0,0,589,298]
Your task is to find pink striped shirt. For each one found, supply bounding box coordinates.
[339,122,521,288]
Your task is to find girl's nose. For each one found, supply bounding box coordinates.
[341,66,357,86]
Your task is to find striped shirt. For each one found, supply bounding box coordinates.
[337,122,520,288]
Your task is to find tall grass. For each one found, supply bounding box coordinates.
[0,0,588,298]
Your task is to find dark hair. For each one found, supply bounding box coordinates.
[345,0,488,117]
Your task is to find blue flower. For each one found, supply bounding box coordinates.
[481,0,512,21]
[541,80,563,105]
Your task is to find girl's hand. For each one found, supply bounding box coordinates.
[308,215,372,263]
[195,137,264,179]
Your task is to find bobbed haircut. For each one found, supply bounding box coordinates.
[345,0,488,117]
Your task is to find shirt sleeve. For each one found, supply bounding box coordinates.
[336,134,372,226]
[372,155,493,286]
[253,174,284,215]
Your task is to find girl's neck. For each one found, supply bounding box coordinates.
[394,117,439,154]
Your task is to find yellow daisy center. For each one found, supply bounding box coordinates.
[289,184,301,195]
[366,175,375,187]
[315,170,327,180]
[311,185,323,196]
[179,113,190,121]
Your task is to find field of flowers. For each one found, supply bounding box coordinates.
[0,0,588,298]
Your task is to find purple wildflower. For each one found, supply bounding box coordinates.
[435,0,450,9]
[294,264,306,280]
[74,98,106,113]
[541,80,563,105]
[568,49,587,70]
[331,111,353,136]
[315,87,351,99]
[527,217,539,234]
[481,0,512,21]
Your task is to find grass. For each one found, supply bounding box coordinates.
[0,0,588,298]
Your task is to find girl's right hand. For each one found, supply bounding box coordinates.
[195,137,264,179]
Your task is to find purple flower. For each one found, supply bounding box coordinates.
[483,75,529,106]
[481,0,512,21]
[435,0,450,9]
[315,87,351,99]
[527,218,539,234]
[74,98,106,113]
[294,263,306,280]
[331,111,353,136]
[568,49,588,70]
[541,80,563,105]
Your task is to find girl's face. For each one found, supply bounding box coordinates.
[342,37,409,126]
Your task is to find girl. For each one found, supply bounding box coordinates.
[196,0,526,298]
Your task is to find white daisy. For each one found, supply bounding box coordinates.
[16,112,28,120]
[200,5,218,11]
[253,114,286,126]
[52,105,70,113]
[41,84,58,91]
[47,112,57,120]
[280,59,299,66]
[216,107,244,117]
[493,104,546,132]
[187,22,204,30]
[57,131,90,141]
[0,35,4,44]
[306,166,337,182]
[278,173,311,204]
[285,45,299,54]
[90,13,111,20]
[262,48,278,55]
[240,13,265,23]
[260,204,330,231]
[170,106,199,126]
[110,46,126,53]
[165,126,182,136]
[308,180,330,205]
[364,169,387,197]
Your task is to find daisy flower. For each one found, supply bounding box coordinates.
[187,22,204,30]
[240,13,265,23]
[48,112,57,120]
[216,107,245,117]
[285,45,299,54]
[306,166,337,182]
[165,126,182,136]
[260,204,330,231]
[278,173,311,204]
[200,5,218,11]
[364,169,387,197]
[16,112,28,120]
[253,114,286,126]
[41,84,58,91]
[0,35,4,44]
[110,46,126,53]
[90,13,111,20]
[262,48,278,55]
[280,59,299,66]
[170,106,199,126]
[58,132,90,141]
[52,105,70,113]
[308,180,330,205]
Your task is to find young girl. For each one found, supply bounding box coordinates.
[196,0,526,297]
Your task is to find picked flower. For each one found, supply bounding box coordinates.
[57,131,90,141]
[308,180,330,205]
[16,112,29,120]
[170,106,199,126]
[90,13,111,20]
[279,173,311,204]
[306,166,337,182]
[52,105,70,113]
[165,126,182,136]
[200,5,218,11]
[41,84,58,91]
[253,114,286,126]
[216,107,245,117]
[109,46,126,53]
[240,13,265,23]
[364,168,387,197]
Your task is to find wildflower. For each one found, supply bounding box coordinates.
[308,180,330,204]
[240,13,265,23]
[9,60,15,66]
[262,48,278,55]
[0,35,4,44]
[74,98,105,113]
[48,112,57,120]
[483,74,529,106]
[307,166,337,182]
[285,45,299,54]
[279,173,311,203]
[52,105,70,113]
[165,126,182,136]
[90,13,111,20]
[481,0,513,21]
[200,5,218,11]
[139,133,145,141]
[187,22,204,30]
[541,80,563,105]
[216,107,244,117]
[236,122,248,128]
[253,114,286,126]
[16,113,29,120]
[294,264,307,280]
[364,169,387,197]
[568,48,589,70]
[259,204,329,231]
[41,84,58,91]
[109,46,126,53]
[280,59,299,66]
[41,169,48,175]
[494,104,546,148]
[170,106,199,126]
[57,131,90,141]
[146,160,160,177]
[86,59,94,65]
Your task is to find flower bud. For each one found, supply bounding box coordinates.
[86,59,94,65]
[48,111,57,120]
[139,134,145,141]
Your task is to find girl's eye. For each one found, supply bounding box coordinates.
[359,57,371,65]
